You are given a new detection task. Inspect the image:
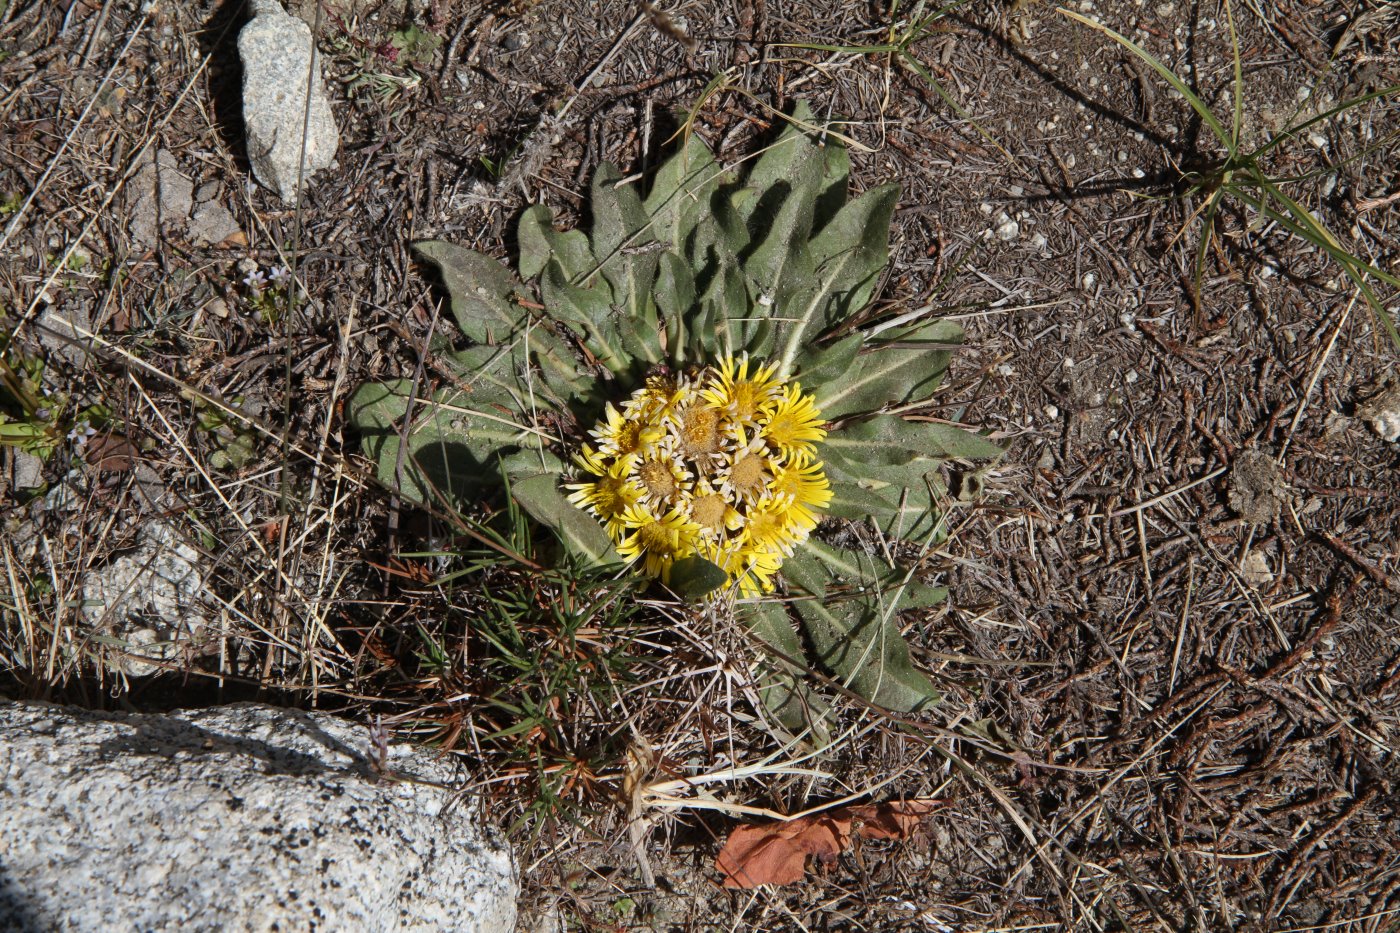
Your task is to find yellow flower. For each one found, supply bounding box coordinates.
[700,354,780,426]
[629,441,690,506]
[616,504,701,582]
[565,450,642,538]
[686,478,744,540]
[760,382,827,460]
[717,439,772,505]
[738,494,807,558]
[592,402,664,459]
[768,455,833,533]
[568,356,831,594]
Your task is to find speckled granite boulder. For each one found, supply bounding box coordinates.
[238,0,339,201]
[0,701,515,932]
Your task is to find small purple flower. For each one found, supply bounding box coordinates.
[242,268,268,290]
[268,265,292,288]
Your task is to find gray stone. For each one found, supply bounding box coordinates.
[127,148,195,248]
[0,701,517,932]
[239,0,340,202]
[79,519,209,677]
[6,449,45,496]
[186,200,242,246]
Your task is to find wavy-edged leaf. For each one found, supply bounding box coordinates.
[692,261,746,360]
[592,163,661,325]
[738,100,820,227]
[813,319,961,419]
[690,187,752,287]
[656,251,697,365]
[808,182,898,327]
[774,183,900,378]
[644,134,726,251]
[518,205,596,282]
[411,240,526,344]
[350,377,526,508]
[813,138,851,234]
[540,259,630,374]
[526,325,592,403]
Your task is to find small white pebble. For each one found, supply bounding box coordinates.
[1082,272,1097,289]
[1125,369,1139,384]
[1044,404,1061,420]
[1008,185,1024,197]
[1063,357,1076,369]
[1030,232,1048,251]
[995,218,1020,241]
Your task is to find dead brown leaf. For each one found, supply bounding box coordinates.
[85,434,137,473]
[715,799,942,888]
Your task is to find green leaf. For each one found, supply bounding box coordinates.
[800,541,946,611]
[644,134,725,251]
[812,319,962,419]
[773,183,900,378]
[656,251,696,365]
[741,601,832,745]
[778,546,827,598]
[349,376,527,508]
[819,415,1004,468]
[792,333,863,387]
[823,460,950,544]
[807,182,899,327]
[540,259,630,374]
[526,326,592,403]
[793,594,940,713]
[740,157,822,303]
[503,451,620,567]
[689,187,751,287]
[691,261,746,360]
[591,163,661,326]
[666,555,729,599]
[813,137,851,234]
[738,100,821,228]
[518,205,596,282]
[411,240,527,344]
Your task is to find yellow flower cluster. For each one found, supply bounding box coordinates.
[566,356,833,596]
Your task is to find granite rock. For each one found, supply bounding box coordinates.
[0,701,516,932]
[238,0,340,201]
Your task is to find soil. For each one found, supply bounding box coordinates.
[2,0,1399,930]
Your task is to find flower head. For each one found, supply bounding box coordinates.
[569,358,830,594]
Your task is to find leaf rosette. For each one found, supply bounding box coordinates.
[349,102,1003,736]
